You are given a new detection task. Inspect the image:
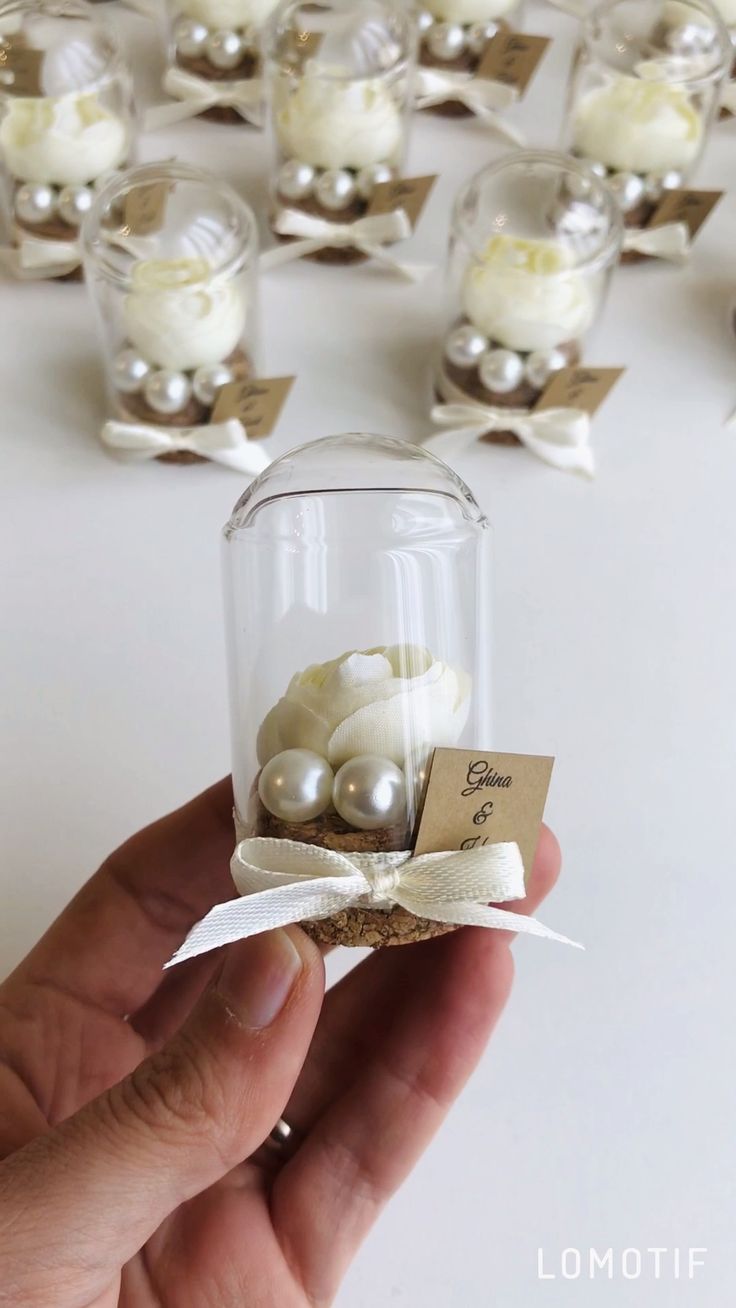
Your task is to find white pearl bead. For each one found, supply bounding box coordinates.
[14,182,56,225]
[607,171,646,214]
[258,749,334,823]
[332,756,406,832]
[277,159,316,202]
[206,29,243,70]
[355,162,394,200]
[144,370,192,416]
[444,324,488,370]
[426,22,466,63]
[587,160,608,180]
[467,21,498,57]
[416,9,433,35]
[479,349,524,395]
[314,169,357,212]
[192,362,234,407]
[112,348,151,394]
[524,348,567,392]
[58,184,93,227]
[174,16,209,59]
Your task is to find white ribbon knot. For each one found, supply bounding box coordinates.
[413,67,525,144]
[260,207,433,281]
[427,399,595,477]
[165,836,581,966]
[101,416,271,475]
[145,67,264,129]
[0,234,81,279]
[622,221,691,264]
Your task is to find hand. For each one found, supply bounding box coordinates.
[0,779,560,1307]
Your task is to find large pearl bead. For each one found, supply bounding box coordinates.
[355,162,393,200]
[14,182,56,225]
[416,9,433,35]
[445,324,488,370]
[58,184,93,227]
[479,348,524,395]
[524,347,567,392]
[258,749,334,823]
[277,159,315,202]
[315,168,357,212]
[174,16,209,59]
[426,22,466,63]
[332,755,406,832]
[192,362,234,407]
[607,171,646,214]
[206,29,243,70]
[112,347,151,394]
[644,168,682,203]
[144,370,192,416]
[467,21,498,57]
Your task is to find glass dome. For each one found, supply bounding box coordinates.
[223,434,492,918]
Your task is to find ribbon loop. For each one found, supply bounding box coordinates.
[622,221,691,264]
[145,67,264,129]
[165,836,581,966]
[261,207,433,281]
[101,417,271,476]
[413,67,525,144]
[0,234,81,279]
[426,397,595,477]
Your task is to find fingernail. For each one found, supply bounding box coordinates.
[218,929,303,1029]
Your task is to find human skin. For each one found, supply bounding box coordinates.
[0,777,560,1307]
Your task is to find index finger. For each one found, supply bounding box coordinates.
[9,778,236,1019]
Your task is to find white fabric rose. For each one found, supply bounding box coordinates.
[257,644,471,769]
[426,0,517,24]
[178,0,280,29]
[122,257,247,371]
[0,92,128,186]
[572,76,703,176]
[462,235,597,353]
[275,73,404,171]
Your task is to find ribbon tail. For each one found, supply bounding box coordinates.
[516,427,596,478]
[472,103,526,145]
[144,97,212,129]
[357,241,432,283]
[396,892,583,948]
[207,441,272,476]
[166,879,362,966]
[546,0,587,15]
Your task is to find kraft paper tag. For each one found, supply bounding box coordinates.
[367,174,436,228]
[413,748,554,878]
[123,182,170,236]
[211,375,294,439]
[478,32,550,96]
[649,188,723,240]
[536,366,624,417]
[0,44,43,95]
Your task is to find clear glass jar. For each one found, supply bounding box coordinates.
[0,0,135,278]
[81,161,258,460]
[165,0,279,123]
[263,0,415,263]
[563,0,730,227]
[223,432,490,946]
[713,0,736,110]
[416,0,524,117]
[435,150,622,420]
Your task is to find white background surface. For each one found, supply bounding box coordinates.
[2,2,736,1303]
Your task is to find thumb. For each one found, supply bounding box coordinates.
[0,928,324,1298]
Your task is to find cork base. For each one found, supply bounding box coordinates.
[253,792,456,947]
[176,52,258,124]
[115,345,251,465]
[439,325,580,445]
[272,190,370,265]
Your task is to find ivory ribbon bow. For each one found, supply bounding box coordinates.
[427,400,594,477]
[545,0,587,14]
[413,67,525,144]
[144,67,264,129]
[166,836,581,966]
[622,221,691,264]
[721,80,736,116]
[0,235,81,279]
[260,208,433,281]
[101,417,271,475]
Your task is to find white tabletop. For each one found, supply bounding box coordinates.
[2,3,736,1304]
